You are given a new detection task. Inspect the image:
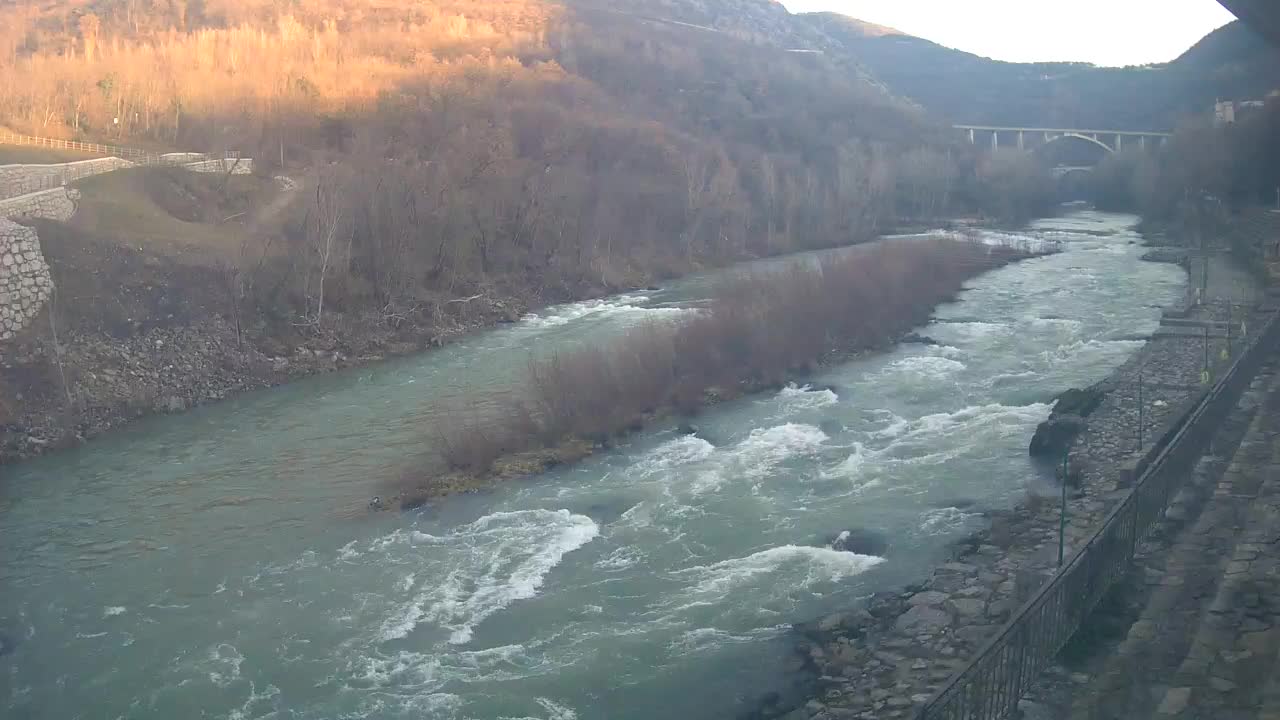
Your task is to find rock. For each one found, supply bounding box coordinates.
[676,423,700,436]
[907,591,949,607]
[1209,677,1237,692]
[1156,687,1190,715]
[895,605,951,633]
[1028,414,1085,460]
[902,333,940,346]
[829,529,889,557]
[1052,386,1108,418]
[948,599,986,619]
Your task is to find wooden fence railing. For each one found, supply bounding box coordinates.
[916,306,1280,720]
[0,130,163,163]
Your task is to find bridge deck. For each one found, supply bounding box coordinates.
[955,125,1174,137]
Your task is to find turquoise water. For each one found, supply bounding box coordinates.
[0,212,1186,719]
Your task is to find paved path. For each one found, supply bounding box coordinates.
[1026,357,1280,720]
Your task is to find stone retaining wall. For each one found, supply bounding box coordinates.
[183,158,254,174]
[0,218,54,340]
[0,157,134,199]
[0,187,79,221]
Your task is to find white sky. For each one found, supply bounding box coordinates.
[778,0,1239,66]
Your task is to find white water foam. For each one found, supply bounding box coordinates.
[102,606,126,617]
[634,436,716,478]
[873,403,1051,444]
[682,545,884,599]
[378,510,599,645]
[775,383,839,411]
[881,355,967,380]
[206,643,245,688]
[920,507,982,536]
[730,424,828,479]
[520,296,693,330]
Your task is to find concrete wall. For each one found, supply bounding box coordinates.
[0,157,134,199]
[0,187,79,221]
[182,157,255,174]
[0,218,54,340]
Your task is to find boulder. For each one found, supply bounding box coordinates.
[676,423,700,436]
[902,333,940,346]
[895,605,951,633]
[828,528,889,557]
[907,591,949,607]
[1052,386,1108,418]
[1028,414,1085,460]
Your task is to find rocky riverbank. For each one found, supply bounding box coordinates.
[771,254,1270,720]
[0,295,529,463]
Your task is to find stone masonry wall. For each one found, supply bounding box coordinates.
[0,187,79,221]
[182,158,255,174]
[0,218,54,340]
[0,157,134,199]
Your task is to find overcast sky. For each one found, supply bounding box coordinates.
[778,0,1238,66]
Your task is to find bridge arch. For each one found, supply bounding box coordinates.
[1034,132,1115,156]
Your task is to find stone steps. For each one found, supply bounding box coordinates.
[1103,365,1280,720]
[1053,363,1274,720]
[1156,380,1280,720]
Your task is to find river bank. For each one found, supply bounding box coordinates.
[784,241,1270,718]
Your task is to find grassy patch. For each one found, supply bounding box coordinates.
[69,167,279,266]
[0,145,105,164]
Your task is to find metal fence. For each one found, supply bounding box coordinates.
[917,307,1280,720]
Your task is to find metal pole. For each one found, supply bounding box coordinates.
[1059,453,1068,567]
[1204,326,1211,381]
[1137,372,1144,452]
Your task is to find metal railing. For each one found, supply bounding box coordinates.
[917,307,1280,720]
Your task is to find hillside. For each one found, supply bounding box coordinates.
[806,16,1280,131]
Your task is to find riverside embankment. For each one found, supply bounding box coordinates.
[791,229,1268,719]
[1,211,1188,720]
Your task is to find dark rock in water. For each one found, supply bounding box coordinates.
[676,423,700,436]
[818,418,845,436]
[828,528,889,557]
[1052,386,1108,418]
[902,333,940,346]
[0,631,14,657]
[1029,414,1086,460]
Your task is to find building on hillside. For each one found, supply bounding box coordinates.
[1215,97,1273,126]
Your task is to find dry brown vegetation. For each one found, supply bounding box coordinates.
[0,0,1049,345]
[408,236,1044,494]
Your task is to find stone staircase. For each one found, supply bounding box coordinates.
[1045,359,1280,720]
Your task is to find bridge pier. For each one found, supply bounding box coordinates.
[992,131,998,149]
[1018,131,1025,150]
[968,128,975,144]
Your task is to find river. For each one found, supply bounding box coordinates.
[0,211,1185,720]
